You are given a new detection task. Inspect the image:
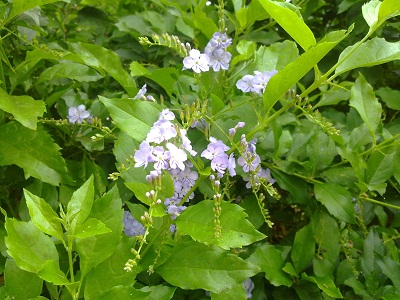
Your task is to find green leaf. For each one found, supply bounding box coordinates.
[67,176,94,233]
[69,43,137,97]
[157,241,260,294]
[291,224,315,274]
[247,244,293,287]
[0,88,45,130]
[362,0,400,33]
[5,218,68,284]
[210,283,247,300]
[0,122,70,186]
[365,147,394,186]
[335,38,400,76]
[7,0,60,22]
[96,286,150,300]
[75,185,124,278]
[99,96,161,142]
[376,87,400,110]
[254,40,299,71]
[314,183,356,224]
[377,256,400,294]
[84,237,140,300]
[5,259,43,300]
[175,200,266,250]
[378,0,400,22]
[349,73,382,134]
[73,218,111,239]
[24,189,64,242]
[311,211,341,278]
[301,274,343,298]
[257,0,316,50]
[362,0,381,28]
[140,285,176,300]
[37,62,102,83]
[264,29,349,111]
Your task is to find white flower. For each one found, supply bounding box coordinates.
[68,104,91,124]
[253,70,278,94]
[182,49,210,73]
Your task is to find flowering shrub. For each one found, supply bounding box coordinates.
[1,0,400,299]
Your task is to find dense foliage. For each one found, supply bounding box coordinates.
[1,0,400,299]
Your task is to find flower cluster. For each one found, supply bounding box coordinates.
[236,70,278,94]
[201,122,275,189]
[183,31,232,73]
[68,104,91,124]
[134,109,198,222]
[123,211,146,237]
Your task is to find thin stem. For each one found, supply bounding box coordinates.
[360,196,400,211]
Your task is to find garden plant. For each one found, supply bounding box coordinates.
[1,0,400,299]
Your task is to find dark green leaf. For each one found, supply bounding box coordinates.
[291,224,315,273]
[314,183,356,224]
[301,274,343,298]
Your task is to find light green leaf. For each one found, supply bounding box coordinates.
[67,176,94,233]
[254,40,299,71]
[175,200,266,250]
[69,43,137,97]
[264,29,349,111]
[314,183,356,224]
[378,0,400,22]
[0,122,70,186]
[75,185,124,278]
[302,274,343,298]
[362,0,400,33]
[140,285,176,300]
[291,224,315,274]
[349,73,382,134]
[258,0,316,50]
[335,38,400,76]
[5,259,43,300]
[37,62,102,83]
[0,88,46,130]
[24,189,64,242]
[157,241,260,293]
[247,244,293,287]
[7,0,60,22]
[73,218,111,239]
[210,283,247,300]
[99,96,161,142]
[362,0,381,27]
[5,218,67,284]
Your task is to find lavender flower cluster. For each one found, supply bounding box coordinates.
[201,122,275,188]
[134,109,198,222]
[123,210,145,237]
[183,31,232,73]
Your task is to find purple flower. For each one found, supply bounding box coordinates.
[209,32,232,49]
[159,108,175,121]
[242,278,255,299]
[133,84,147,100]
[228,153,236,176]
[123,211,145,236]
[68,104,91,124]
[134,141,155,168]
[208,48,232,71]
[201,137,229,160]
[236,75,256,93]
[258,168,275,184]
[211,153,229,175]
[253,70,278,94]
[183,49,210,73]
[238,153,261,173]
[167,204,186,220]
[146,119,177,143]
[180,129,197,156]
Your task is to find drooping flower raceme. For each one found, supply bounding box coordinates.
[134,109,198,223]
[236,70,277,94]
[68,104,91,124]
